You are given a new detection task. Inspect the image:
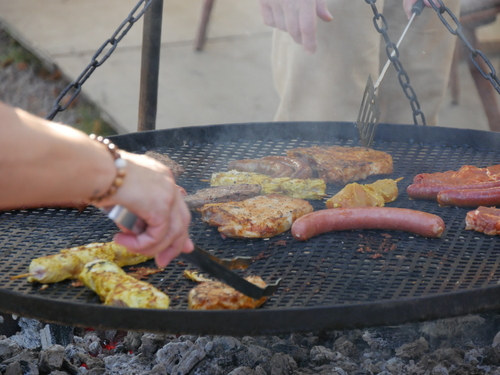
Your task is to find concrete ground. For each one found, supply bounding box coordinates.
[0,0,498,134]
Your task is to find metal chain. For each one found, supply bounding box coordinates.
[429,0,500,94]
[365,0,427,126]
[46,0,153,121]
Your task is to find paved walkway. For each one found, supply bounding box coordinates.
[0,0,498,133]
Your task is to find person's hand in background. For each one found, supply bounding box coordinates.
[258,0,333,54]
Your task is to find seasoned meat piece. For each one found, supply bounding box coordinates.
[79,259,170,309]
[26,242,152,284]
[184,184,262,210]
[199,193,313,238]
[188,275,268,310]
[145,151,185,179]
[286,146,393,184]
[465,206,500,235]
[326,178,402,208]
[210,170,326,200]
[228,159,294,177]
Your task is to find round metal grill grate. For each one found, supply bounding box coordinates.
[2,122,500,335]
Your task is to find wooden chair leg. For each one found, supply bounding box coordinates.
[465,26,500,132]
[195,0,215,51]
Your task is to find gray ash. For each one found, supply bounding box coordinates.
[3,313,500,374]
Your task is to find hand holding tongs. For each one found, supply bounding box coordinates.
[102,205,281,299]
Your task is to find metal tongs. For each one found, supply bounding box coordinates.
[356,0,425,148]
[102,205,281,300]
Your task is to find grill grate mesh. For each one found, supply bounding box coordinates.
[2,122,500,331]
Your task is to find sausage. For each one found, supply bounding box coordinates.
[437,186,500,207]
[228,159,294,177]
[291,207,445,241]
[407,180,500,200]
[261,156,313,179]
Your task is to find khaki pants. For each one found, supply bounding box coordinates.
[272,0,461,126]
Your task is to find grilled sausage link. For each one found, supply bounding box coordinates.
[437,187,500,207]
[291,207,445,241]
[228,159,294,178]
[261,156,313,179]
[407,180,500,200]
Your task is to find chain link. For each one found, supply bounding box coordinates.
[46,0,153,121]
[365,0,427,126]
[429,0,500,94]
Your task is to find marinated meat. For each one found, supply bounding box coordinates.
[326,178,402,208]
[465,206,500,235]
[145,151,185,179]
[286,146,393,184]
[199,193,313,238]
[228,159,294,177]
[188,275,268,309]
[227,156,313,179]
[210,170,326,200]
[407,164,500,200]
[26,242,152,284]
[184,184,262,210]
[79,259,170,309]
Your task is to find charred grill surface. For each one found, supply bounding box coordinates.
[2,122,500,335]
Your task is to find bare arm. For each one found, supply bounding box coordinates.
[258,0,333,54]
[0,101,193,267]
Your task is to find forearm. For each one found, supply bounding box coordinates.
[0,102,114,209]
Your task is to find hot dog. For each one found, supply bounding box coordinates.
[261,156,313,179]
[291,207,445,241]
[437,187,500,207]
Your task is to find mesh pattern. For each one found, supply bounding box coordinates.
[2,122,500,313]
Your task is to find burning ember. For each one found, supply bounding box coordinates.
[2,312,500,374]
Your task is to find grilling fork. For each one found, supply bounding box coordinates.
[101,205,281,300]
[356,0,425,148]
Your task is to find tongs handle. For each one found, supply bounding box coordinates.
[374,0,425,90]
[101,205,281,299]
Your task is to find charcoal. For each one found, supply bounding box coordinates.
[38,344,65,373]
[0,338,21,362]
[227,366,260,375]
[333,336,358,358]
[310,345,343,365]
[4,360,38,375]
[395,337,429,359]
[170,343,206,375]
[267,353,297,375]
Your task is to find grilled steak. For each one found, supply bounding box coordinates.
[184,184,262,210]
[145,151,185,179]
[286,146,393,184]
[465,206,500,235]
[199,193,313,238]
[188,275,268,310]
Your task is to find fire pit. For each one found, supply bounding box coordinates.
[2,121,500,336]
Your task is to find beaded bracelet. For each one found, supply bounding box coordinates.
[89,134,127,204]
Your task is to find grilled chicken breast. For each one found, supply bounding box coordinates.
[79,259,170,309]
[188,275,268,310]
[184,184,262,210]
[199,194,313,238]
[286,146,393,184]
